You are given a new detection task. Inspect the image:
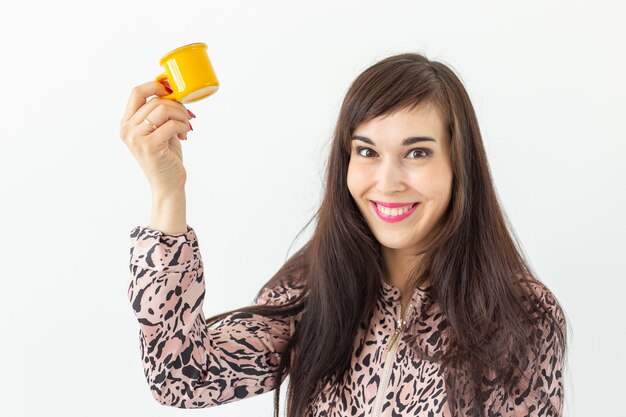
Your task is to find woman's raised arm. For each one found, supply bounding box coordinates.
[127,225,301,408]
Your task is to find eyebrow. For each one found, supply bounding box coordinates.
[351,135,437,146]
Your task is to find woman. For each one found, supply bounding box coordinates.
[121,52,567,417]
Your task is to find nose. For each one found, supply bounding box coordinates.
[375,159,408,194]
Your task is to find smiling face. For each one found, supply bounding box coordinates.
[347,104,454,273]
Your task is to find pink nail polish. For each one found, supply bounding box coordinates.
[187,109,196,118]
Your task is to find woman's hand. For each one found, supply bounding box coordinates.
[119,80,195,195]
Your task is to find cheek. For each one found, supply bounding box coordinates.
[346,163,365,196]
[411,165,453,199]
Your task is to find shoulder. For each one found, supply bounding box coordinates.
[517,279,567,350]
[254,278,307,307]
[524,280,565,323]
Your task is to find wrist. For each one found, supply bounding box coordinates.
[151,188,186,204]
[149,189,187,235]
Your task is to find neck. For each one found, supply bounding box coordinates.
[382,248,422,290]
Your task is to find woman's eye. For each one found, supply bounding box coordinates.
[356,147,376,157]
[354,146,431,159]
[407,148,432,158]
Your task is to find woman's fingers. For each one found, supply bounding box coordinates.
[121,81,170,124]
[120,81,196,146]
[146,119,191,145]
[130,97,191,130]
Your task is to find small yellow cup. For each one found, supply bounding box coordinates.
[154,42,219,103]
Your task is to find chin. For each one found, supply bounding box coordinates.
[375,234,422,250]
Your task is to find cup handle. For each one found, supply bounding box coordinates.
[155,73,177,101]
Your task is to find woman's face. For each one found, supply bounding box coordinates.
[347,105,453,254]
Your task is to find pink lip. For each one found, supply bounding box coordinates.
[370,201,419,223]
[372,200,419,208]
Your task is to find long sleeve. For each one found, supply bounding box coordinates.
[127,224,302,408]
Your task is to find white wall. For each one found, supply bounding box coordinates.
[0,1,623,416]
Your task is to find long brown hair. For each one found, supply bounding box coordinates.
[205,52,567,417]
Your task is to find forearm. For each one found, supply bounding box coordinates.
[149,189,187,235]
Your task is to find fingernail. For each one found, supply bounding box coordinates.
[188,122,193,131]
[187,109,196,118]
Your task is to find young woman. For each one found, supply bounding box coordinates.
[121,52,567,417]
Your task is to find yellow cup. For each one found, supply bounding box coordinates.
[154,42,219,103]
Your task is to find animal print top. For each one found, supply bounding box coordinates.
[128,224,565,416]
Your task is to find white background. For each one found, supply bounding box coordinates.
[0,1,623,416]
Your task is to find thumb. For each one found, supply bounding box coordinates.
[156,79,173,95]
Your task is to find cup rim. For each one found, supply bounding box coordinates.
[160,42,207,63]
